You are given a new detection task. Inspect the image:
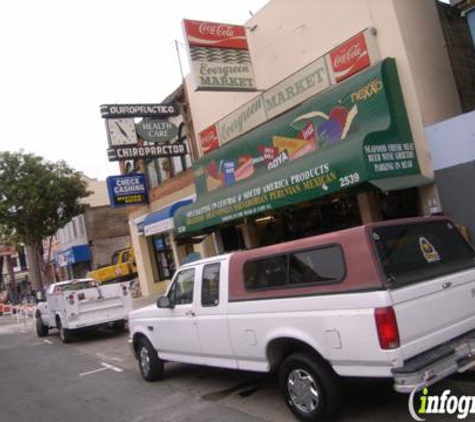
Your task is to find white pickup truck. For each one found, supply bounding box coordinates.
[36,278,133,343]
[129,217,475,421]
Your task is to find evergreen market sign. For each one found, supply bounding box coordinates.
[174,58,420,235]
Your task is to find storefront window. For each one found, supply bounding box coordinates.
[146,159,160,188]
[173,139,193,174]
[152,233,176,281]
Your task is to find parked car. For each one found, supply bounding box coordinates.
[36,278,133,343]
[128,217,475,421]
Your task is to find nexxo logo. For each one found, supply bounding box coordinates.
[408,385,475,420]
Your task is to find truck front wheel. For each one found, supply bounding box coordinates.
[137,338,164,382]
[279,352,341,421]
[35,316,49,337]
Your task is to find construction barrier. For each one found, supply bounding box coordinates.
[0,303,35,321]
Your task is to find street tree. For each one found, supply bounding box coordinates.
[0,151,90,292]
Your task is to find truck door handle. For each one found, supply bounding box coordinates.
[443,282,452,289]
[186,311,195,317]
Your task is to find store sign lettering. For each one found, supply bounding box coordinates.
[217,96,266,145]
[100,103,179,118]
[364,143,415,173]
[199,125,220,155]
[184,19,248,50]
[329,32,370,83]
[264,58,330,119]
[197,62,256,89]
[107,143,187,162]
[184,163,336,227]
[351,79,383,102]
[136,120,178,143]
[184,19,256,91]
[107,174,148,207]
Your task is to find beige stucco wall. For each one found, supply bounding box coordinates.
[186,0,461,181]
[128,183,197,298]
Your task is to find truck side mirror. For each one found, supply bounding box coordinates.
[157,296,174,309]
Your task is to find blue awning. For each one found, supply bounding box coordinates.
[143,199,194,236]
[55,244,91,267]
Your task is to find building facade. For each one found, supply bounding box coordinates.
[127,0,469,297]
[43,175,131,282]
[174,0,461,252]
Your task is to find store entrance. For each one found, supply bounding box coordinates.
[151,233,176,281]
[378,188,420,220]
[219,226,245,252]
[256,194,362,247]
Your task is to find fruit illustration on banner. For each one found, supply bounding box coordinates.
[235,155,255,181]
[206,161,223,191]
[291,103,358,149]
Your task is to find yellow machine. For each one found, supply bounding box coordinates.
[87,248,137,284]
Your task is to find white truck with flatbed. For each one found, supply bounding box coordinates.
[128,217,475,421]
[36,278,133,343]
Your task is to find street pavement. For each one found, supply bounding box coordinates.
[1,299,475,422]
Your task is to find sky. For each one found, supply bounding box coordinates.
[0,0,269,180]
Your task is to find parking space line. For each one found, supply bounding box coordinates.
[80,367,108,377]
[101,362,124,372]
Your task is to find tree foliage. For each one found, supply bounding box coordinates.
[0,150,90,254]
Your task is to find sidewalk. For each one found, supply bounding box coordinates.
[132,294,158,310]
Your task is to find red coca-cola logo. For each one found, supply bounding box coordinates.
[199,125,220,155]
[184,19,248,50]
[330,33,370,83]
[333,44,363,68]
[198,23,235,38]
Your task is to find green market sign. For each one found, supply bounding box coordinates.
[136,119,179,143]
[175,58,421,236]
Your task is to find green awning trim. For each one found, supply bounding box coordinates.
[370,174,433,192]
[175,58,423,236]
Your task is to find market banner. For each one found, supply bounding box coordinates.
[175,58,420,235]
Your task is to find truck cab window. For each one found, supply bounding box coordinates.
[168,269,195,305]
[202,263,220,306]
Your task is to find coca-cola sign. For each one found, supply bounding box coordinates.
[199,125,220,155]
[329,33,370,83]
[183,19,249,50]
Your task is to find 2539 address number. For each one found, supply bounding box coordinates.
[339,173,360,188]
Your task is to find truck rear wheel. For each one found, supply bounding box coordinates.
[279,352,341,421]
[35,316,49,337]
[137,338,164,382]
[57,319,73,344]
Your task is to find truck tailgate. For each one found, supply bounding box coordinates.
[79,296,125,313]
[370,219,475,362]
[391,269,475,360]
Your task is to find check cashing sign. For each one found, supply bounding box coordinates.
[106,174,148,207]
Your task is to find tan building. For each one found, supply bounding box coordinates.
[126,87,217,297]
[43,175,131,282]
[173,0,461,253]
[129,0,464,297]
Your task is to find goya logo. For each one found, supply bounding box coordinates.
[408,386,475,420]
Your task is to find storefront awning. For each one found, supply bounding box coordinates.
[370,174,433,192]
[55,245,90,267]
[144,199,193,236]
[174,58,425,237]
